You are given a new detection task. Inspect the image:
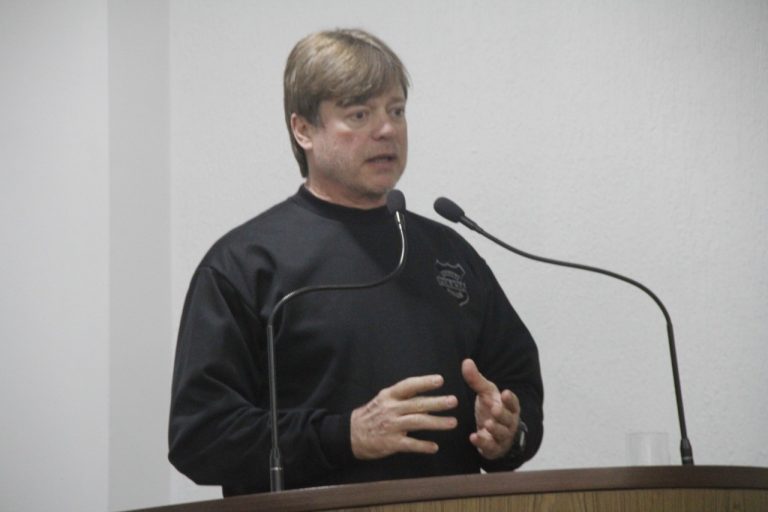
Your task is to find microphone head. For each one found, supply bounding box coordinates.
[433,196,465,223]
[386,189,406,214]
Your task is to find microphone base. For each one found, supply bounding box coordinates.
[681,438,694,465]
[270,467,284,492]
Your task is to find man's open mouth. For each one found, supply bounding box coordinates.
[366,154,396,163]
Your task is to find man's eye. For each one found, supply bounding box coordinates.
[350,110,368,121]
[392,107,405,117]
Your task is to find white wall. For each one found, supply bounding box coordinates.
[168,0,768,503]
[2,1,172,511]
[108,1,171,510]
[0,1,110,511]
[1,1,766,510]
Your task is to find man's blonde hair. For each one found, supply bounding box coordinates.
[284,29,410,177]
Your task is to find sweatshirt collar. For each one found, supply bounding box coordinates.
[292,186,393,224]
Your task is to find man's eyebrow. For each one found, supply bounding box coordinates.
[336,96,368,108]
[335,94,406,108]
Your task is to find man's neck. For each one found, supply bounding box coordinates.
[303,181,387,210]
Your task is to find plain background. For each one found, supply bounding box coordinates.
[1,1,766,510]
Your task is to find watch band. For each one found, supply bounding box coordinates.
[508,419,528,459]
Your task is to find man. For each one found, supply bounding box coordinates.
[168,29,543,496]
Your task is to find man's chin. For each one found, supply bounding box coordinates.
[369,169,404,193]
[364,181,402,202]
[339,169,404,207]
[356,188,390,205]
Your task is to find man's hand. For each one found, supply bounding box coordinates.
[461,358,521,460]
[350,375,458,460]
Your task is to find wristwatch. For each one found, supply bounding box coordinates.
[507,419,528,459]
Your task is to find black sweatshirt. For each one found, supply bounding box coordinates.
[168,187,543,495]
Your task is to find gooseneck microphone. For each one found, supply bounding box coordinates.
[265,190,408,491]
[434,196,694,466]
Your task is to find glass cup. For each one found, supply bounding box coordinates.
[626,431,671,466]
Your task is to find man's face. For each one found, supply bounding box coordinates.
[294,84,408,208]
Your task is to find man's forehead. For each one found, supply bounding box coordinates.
[334,87,407,108]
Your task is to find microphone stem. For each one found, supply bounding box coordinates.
[265,212,408,491]
[466,220,693,465]
[266,324,283,491]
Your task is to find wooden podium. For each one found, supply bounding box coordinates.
[135,466,768,512]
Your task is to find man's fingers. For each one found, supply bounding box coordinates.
[491,406,516,428]
[398,413,457,432]
[387,374,445,400]
[470,426,511,459]
[394,394,458,415]
[469,430,494,454]
[351,374,460,460]
[500,389,520,415]
[384,375,457,416]
[461,358,496,395]
[483,418,515,443]
[490,391,519,427]
[397,436,440,455]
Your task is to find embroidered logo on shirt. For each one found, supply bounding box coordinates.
[435,260,469,306]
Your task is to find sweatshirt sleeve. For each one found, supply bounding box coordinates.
[168,266,354,492]
[473,261,544,472]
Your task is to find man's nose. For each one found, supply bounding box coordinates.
[371,112,398,139]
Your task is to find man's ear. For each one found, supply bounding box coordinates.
[290,113,314,150]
